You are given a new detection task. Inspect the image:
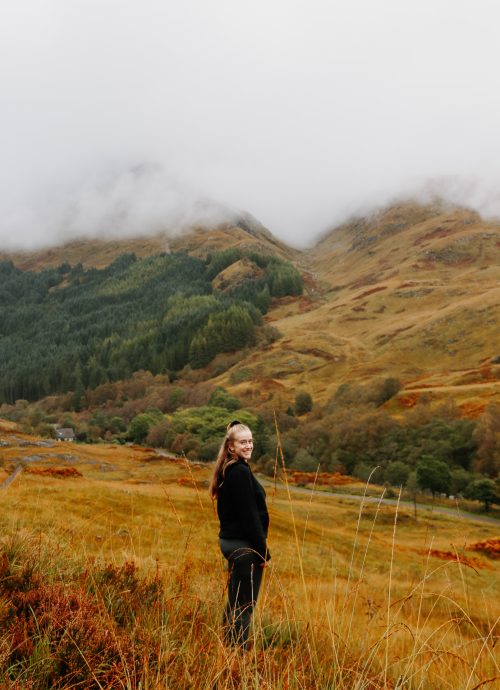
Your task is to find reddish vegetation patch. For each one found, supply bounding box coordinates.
[273,295,297,306]
[397,282,419,289]
[299,296,315,312]
[456,256,475,266]
[405,383,437,390]
[414,227,453,245]
[0,558,163,688]
[459,402,487,419]
[417,549,491,570]
[397,394,419,408]
[177,476,206,488]
[468,538,500,559]
[353,286,387,300]
[25,467,83,478]
[286,470,355,487]
[413,261,436,270]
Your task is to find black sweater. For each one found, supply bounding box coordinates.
[217,459,270,561]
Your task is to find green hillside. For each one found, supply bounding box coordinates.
[0,249,302,403]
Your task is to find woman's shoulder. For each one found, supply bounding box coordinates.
[226,460,251,478]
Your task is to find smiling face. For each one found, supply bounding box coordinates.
[229,429,254,462]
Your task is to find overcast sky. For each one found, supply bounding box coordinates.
[1,0,500,250]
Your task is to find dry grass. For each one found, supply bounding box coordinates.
[0,436,499,689]
[215,203,500,412]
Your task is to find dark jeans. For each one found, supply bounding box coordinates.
[219,538,263,648]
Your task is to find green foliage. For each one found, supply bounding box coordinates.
[279,403,479,485]
[170,406,257,443]
[206,247,303,304]
[416,457,452,498]
[197,439,222,462]
[229,368,253,384]
[162,386,185,413]
[292,449,319,472]
[330,377,402,408]
[295,391,313,415]
[464,478,500,512]
[208,387,241,411]
[109,416,127,434]
[450,468,473,496]
[164,406,258,458]
[128,410,163,443]
[267,264,303,297]
[353,462,377,483]
[0,249,302,404]
[384,461,410,487]
[373,377,402,405]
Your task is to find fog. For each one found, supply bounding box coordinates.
[1,0,500,250]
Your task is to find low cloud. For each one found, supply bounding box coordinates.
[1,1,500,250]
[0,164,234,250]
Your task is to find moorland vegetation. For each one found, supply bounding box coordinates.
[0,424,498,689]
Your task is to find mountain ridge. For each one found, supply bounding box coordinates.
[1,201,499,414]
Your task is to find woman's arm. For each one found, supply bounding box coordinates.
[229,463,269,560]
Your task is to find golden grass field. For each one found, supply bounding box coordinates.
[1,424,498,689]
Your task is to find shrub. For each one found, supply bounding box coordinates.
[353,462,375,483]
[291,449,319,472]
[208,387,241,411]
[464,478,499,512]
[450,468,473,496]
[384,461,410,487]
[416,457,452,498]
[127,410,163,443]
[146,420,170,447]
[295,391,313,415]
[198,439,221,462]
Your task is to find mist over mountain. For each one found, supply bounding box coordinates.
[2,2,500,249]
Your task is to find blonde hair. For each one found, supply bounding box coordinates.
[209,421,252,499]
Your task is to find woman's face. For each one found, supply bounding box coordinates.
[229,430,253,461]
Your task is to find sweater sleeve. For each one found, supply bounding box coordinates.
[228,463,268,560]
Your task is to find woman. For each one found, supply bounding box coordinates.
[209,420,270,648]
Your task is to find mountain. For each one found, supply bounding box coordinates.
[213,203,500,414]
[1,202,499,415]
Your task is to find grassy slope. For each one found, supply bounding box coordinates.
[217,203,500,413]
[1,423,499,688]
[1,202,499,415]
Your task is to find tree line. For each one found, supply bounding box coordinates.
[0,249,303,404]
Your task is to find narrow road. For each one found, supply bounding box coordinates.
[260,479,500,527]
[152,451,499,527]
